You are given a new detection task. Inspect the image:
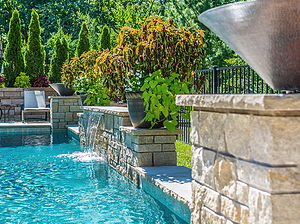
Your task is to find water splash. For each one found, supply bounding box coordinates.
[85,113,103,154]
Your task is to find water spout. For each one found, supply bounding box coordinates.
[198,0,300,91]
[85,113,103,154]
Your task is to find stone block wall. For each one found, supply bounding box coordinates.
[79,106,181,185]
[0,87,58,122]
[50,96,82,130]
[176,94,300,224]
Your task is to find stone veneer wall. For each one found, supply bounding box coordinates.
[0,87,58,122]
[78,106,181,185]
[50,96,82,130]
[176,94,300,224]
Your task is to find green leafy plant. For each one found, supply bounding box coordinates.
[99,24,111,51]
[24,9,45,83]
[76,22,91,57]
[14,72,31,88]
[84,82,111,106]
[2,9,25,87]
[49,36,69,83]
[141,70,190,132]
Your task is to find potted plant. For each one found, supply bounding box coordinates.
[116,16,206,131]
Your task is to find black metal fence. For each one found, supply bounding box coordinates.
[177,65,280,143]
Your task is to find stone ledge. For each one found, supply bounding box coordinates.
[49,95,80,99]
[176,94,300,116]
[136,166,192,223]
[120,126,183,135]
[82,106,129,117]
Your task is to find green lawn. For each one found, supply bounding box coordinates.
[175,141,192,169]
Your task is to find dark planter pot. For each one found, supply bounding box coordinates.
[79,91,88,106]
[50,83,75,96]
[125,91,164,128]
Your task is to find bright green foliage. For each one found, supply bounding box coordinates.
[24,9,45,83]
[76,22,91,57]
[99,24,110,51]
[141,70,190,133]
[49,36,69,83]
[84,82,111,106]
[2,9,24,87]
[14,72,31,87]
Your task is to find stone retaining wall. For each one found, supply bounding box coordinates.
[50,96,82,130]
[176,94,300,224]
[78,106,181,185]
[0,87,58,122]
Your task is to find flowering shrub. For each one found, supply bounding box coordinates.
[0,74,5,87]
[33,74,51,87]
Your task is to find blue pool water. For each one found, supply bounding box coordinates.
[0,132,187,223]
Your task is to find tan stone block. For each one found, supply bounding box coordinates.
[237,160,300,193]
[154,135,177,144]
[138,152,153,167]
[201,206,226,224]
[133,143,161,152]
[0,92,3,97]
[192,146,216,189]
[191,181,221,214]
[58,99,64,105]
[65,113,73,122]
[73,112,79,119]
[52,123,59,129]
[153,152,176,166]
[5,91,21,97]
[52,113,65,119]
[121,117,132,126]
[236,181,249,206]
[1,99,11,104]
[221,196,241,223]
[59,122,67,129]
[191,111,201,146]
[199,111,227,152]
[214,154,237,199]
[132,136,154,144]
[250,116,300,165]
[11,98,23,105]
[162,144,176,152]
[105,114,114,133]
[51,102,58,113]
[225,114,251,160]
[59,106,70,113]
[70,105,82,112]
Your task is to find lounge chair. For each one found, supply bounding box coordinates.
[21,91,50,123]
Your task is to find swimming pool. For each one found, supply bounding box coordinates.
[0,132,187,223]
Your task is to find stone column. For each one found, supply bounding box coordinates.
[176,94,300,224]
[50,96,82,130]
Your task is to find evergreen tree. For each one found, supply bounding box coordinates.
[2,9,24,87]
[24,9,45,83]
[99,24,111,51]
[49,36,69,83]
[76,22,91,57]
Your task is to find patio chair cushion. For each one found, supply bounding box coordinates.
[24,91,47,108]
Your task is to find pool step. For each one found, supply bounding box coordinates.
[0,122,51,133]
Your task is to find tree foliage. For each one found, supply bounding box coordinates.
[2,9,24,87]
[49,36,69,83]
[99,24,110,51]
[165,0,247,68]
[24,9,45,82]
[76,22,91,57]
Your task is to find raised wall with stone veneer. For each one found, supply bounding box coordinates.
[0,87,58,122]
[176,94,300,224]
[78,106,181,185]
[50,96,82,130]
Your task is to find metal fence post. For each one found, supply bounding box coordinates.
[212,65,218,94]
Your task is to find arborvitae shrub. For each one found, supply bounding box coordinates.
[2,9,24,87]
[24,9,45,83]
[99,24,111,51]
[49,37,69,83]
[76,22,91,57]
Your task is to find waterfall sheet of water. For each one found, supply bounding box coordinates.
[85,113,104,155]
